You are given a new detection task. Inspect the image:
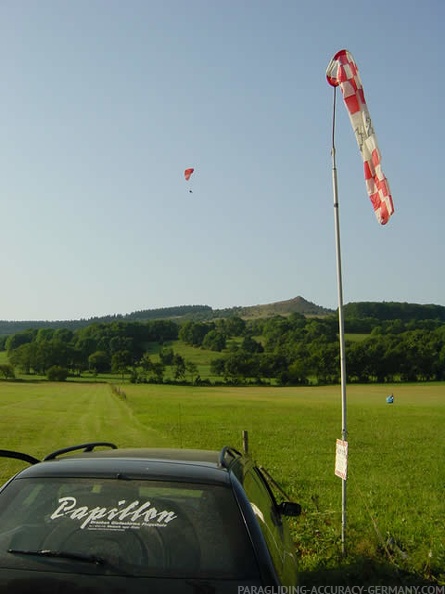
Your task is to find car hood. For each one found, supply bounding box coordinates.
[0,569,266,593]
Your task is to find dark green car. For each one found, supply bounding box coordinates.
[0,443,300,593]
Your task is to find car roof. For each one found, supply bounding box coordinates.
[86,447,221,462]
[6,445,248,487]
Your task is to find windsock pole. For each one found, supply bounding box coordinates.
[330,85,348,555]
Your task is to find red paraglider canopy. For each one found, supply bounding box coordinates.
[184,168,194,181]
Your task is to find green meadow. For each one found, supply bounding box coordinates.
[0,380,443,585]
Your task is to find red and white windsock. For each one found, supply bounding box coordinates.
[326,49,395,225]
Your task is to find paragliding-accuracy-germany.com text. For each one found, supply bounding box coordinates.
[238,584,445,594]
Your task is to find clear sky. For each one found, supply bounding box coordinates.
[0,0,443,321]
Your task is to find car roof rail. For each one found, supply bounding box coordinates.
[43,441,118,461]
[0,450,40,465]
[218,446,243,469]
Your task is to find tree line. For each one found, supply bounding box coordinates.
[1,309,445,385]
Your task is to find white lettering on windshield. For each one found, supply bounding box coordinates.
[50,497,178,530]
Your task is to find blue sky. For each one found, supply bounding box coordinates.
[0,0,443,321]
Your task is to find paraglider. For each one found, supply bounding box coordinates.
[184,168,194,192]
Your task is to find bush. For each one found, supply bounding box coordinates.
[47,366,69,382]
[0,363,15,379]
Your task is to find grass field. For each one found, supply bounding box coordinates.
[0,380,443,586]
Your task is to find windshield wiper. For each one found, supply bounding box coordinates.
[7,548,133,575]
[8,548,107,565]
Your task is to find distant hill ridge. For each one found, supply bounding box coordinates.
[0,297,444,336]
[0,296,331,335]
[235,296,333,318]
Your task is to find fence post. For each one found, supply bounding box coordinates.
[242,430,249,454]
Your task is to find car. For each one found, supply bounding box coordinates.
[0,441,301,593]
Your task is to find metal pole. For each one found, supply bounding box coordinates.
[330,86,348,555]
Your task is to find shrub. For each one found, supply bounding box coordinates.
[47,365,69,382]
[0,363,15,379]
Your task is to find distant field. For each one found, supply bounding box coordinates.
[0,380,443,585]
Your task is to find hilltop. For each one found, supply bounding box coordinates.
[0,296,332,335]
[2,298,444,336]
[235,296,333,318]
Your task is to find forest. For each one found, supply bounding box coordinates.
[1,301,444,385]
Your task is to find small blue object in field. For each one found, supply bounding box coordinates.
[386,394,394,404]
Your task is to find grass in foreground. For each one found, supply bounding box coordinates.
[0,380,443,585]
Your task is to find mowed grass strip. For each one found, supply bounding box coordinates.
[0,382,169,479]
[0,381,443,584]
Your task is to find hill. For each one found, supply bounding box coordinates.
[0,297,331,335]
[1,298,444,337]
[233,296,334,318]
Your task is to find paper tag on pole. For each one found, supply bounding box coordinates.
[335,439,348,480]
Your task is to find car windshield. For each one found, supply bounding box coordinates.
[0,476,259,578]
